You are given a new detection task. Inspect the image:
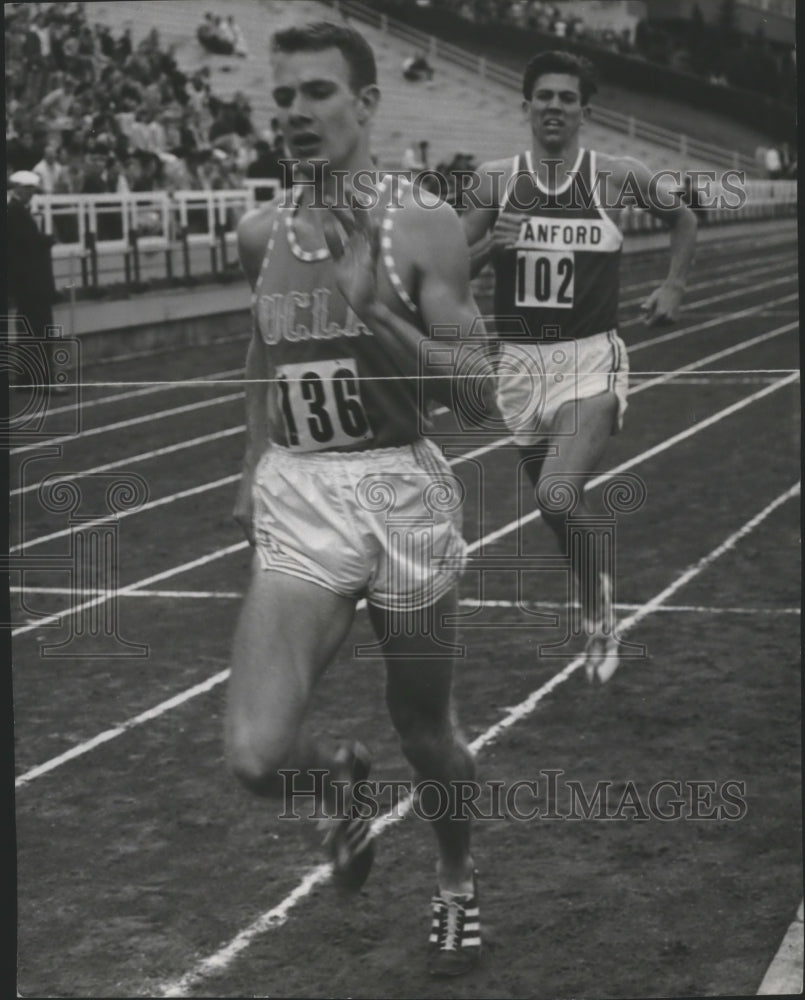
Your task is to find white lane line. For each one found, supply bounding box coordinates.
[619,275,795,335]
[11,392,242,456]
[10,277,796,451]
[630,376,785,386]
[9,474,240,554]
[472,370,798,551]
[631,322,797,394]
[623,231,795,259]
[757,902,804,995]
[11,371,799,637]
[11,587,800,616]
[619,257,790,309]
[13,318,796,552]
[670,274,796,312]
[45,261,794,395]
[12,374,799,781]
[12,542,247,642]
[75,333,251,369]
[29,367,244,418]
[154,480,801,998]
[11,426,244,498]
[28,256,790,425]
[12,408,449,500]
[14,667,232,791]
[628,293,798,354]
[466,481,801,750]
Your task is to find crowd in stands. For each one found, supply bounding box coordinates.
[5,2,285,219]
[396,0,796,105]
[400,139,478,207]
[633,9,796,105]
[197,12,248,57]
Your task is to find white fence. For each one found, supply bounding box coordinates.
[33,180,279,261]
[30,175,795,290]
[618,177,797,232]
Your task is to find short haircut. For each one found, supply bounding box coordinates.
[270,21,377,93]
[521,50,598,104]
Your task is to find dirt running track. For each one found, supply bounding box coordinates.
[11,227,801,998]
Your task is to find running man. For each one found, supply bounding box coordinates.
[461,50,698,682]
[227,22,483,976]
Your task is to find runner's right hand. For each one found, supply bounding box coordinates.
[488,213,526,254]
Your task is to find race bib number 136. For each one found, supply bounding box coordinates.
[275,357,374,451]
[515,249,575,308]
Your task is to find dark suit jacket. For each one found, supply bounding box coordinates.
[7,195,57,309]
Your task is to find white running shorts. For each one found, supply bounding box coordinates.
[495,329,629,445]
[252,439,467,611]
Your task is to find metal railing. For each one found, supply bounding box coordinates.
[31,175,795,294]
[32,181,279,292]
[334,0,760,174]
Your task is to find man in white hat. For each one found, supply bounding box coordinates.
[7,170,64,389]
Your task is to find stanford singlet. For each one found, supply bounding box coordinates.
[492,148,623,341]
[252,178,423,452]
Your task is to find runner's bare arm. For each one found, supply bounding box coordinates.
[323,190,497,418]
[604,155,698,325]
[461,159,523,278]
[233,208,275,543]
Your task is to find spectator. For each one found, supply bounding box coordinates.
[97,23,116,59]
[764,145,782,179]
[179,108,207,156]
[246,138,285,197]
[161,109,184,154]
[115,97,138,143]
[217,15,237,52]
[23,14,51,100]
[6,170,62,388]
[158,150,192,192]
[80,148,112,193]
[131,151,164,192]
[402,50,434,82]
[198,13,235,55]
[229,16,249,58]
[40,73,75,117]
[121,153,144,192]
[33,143,65,194]
[402,139,429,171]
[146,111,168,154]
[115,26,133,63]
[7,130,41,172]
[129,107,152,153]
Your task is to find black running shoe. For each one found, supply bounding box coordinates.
[428,876,481,977]
[321,741,374,892]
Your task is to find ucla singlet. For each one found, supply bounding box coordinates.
[252,178,424,452]
[492,148,623,342]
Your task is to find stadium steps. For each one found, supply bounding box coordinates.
[91,0,715,175]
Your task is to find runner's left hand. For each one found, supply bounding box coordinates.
[640,281,683,325]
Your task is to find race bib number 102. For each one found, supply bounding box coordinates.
[515,249,575,308]
[275,357,374,451]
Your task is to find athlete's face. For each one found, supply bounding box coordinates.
[524,72,585,151]
[271,47,377,173]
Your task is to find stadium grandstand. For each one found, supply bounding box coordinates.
[5,0,796,304]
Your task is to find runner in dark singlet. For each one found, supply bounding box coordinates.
[462,50,697,682]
